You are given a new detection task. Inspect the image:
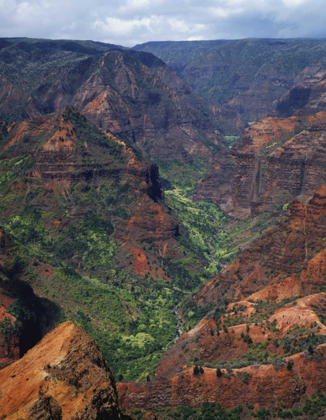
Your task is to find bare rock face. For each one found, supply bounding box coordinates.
[0,321,124,419]
[194,73,326,221]
[277,70,326,117]
[179,39,326,126]
[194,112,326,219]
[194,183,326,308]
[118,348,326,411]
[0,74,43,121]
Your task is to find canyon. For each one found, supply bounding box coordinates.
[118,182,326,415]
[1,37,326,419]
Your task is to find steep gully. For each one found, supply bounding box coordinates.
[171,308,183,343]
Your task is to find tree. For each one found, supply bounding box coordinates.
[216,368,222,378]
[193,365,200,375]
[194,365,204,376]
[287,359,294,371]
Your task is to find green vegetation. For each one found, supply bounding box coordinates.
[0,110,235,381]
[0,111,181,380]
[265,142,279,149]
[159,157,209,191]
[155,403,244,420]
[150,389,326,420]
[54,270,181,381]
[0,318,17,353]
[0,202,184,381]
[224,135,240,147]
[165,189,231,274]
[160,157,241,280]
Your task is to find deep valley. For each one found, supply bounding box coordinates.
[1,36,326,419]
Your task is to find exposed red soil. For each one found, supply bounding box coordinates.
[0,321,125,419]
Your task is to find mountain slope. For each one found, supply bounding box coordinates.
[135,39,326,129]
[133,40,231,72]
[0,107,226,382]
[0,38,222,163]
[194,111,326,219]
[118,183,326,416]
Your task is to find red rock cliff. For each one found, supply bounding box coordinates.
[0,321,126,419]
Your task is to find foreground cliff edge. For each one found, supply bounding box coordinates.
[0,321,127,419]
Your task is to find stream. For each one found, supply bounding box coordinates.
[171,308,183,342]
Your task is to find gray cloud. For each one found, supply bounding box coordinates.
[0,0,325,47]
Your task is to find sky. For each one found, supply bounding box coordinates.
[0,0,325,47]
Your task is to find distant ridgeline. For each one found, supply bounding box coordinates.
[134,38,326,130]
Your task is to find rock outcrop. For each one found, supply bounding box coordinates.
[277,69,326,117]
[118,347,326,411]
[135,39,326,135]
[0,321,125,419]
[194,112,326,219]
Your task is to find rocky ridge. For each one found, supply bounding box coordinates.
[135,39,326,128]
[0,38,222,163]
[0,321,127,419]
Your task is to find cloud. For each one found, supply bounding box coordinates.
[282,0,307,7]
[119,0,164,12]
[0,0,325,47]
[93,17,152,37]
[93,14,206,44]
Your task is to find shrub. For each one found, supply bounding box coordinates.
[193,365,200,375]
[287,359,294,371]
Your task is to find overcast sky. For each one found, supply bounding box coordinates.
[0,0,325,47]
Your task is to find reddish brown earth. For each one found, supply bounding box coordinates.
[118,347,326,411]
[0,109,182,278]
[194,112,326,219]
[0,321,126,419]
[194,183,326,308]
[118,183,326,414]
[195,73,326,221]
[3,38,326,418]
[0,74,43,121]
[0,284,19,369]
